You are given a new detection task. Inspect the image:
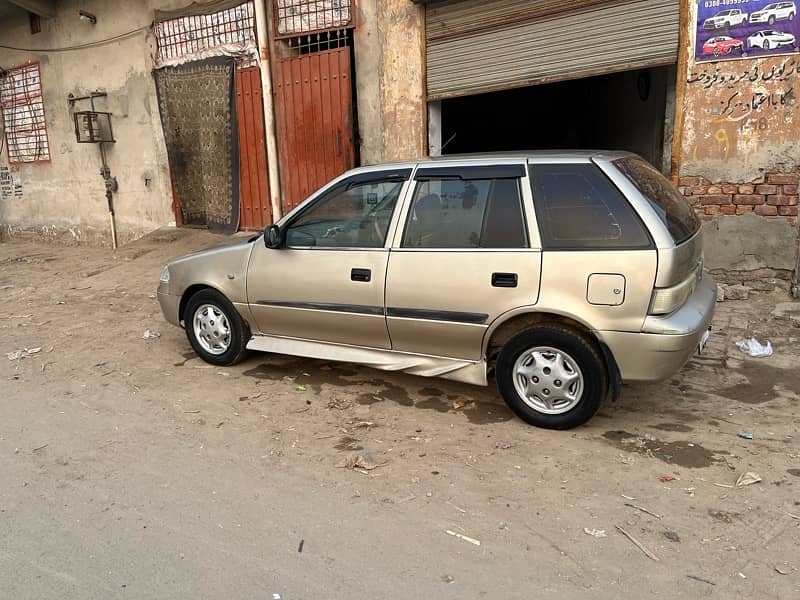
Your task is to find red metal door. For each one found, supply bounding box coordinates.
[272,47,355,212]
[236,66,272,230]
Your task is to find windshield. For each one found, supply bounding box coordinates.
[613,157,700,245]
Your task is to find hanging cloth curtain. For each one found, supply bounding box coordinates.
[154,57,240,233]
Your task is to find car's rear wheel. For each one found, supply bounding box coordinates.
[790,12,795,21]
[184,288,249,366]
[495,326,606,430]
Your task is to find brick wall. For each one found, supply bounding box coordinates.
[678,172,799,225]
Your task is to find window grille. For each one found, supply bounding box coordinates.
[283,28,352,53]
[0,62,50,164]
[155,1,256,61]
[275,0,352,38]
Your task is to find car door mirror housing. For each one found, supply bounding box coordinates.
[264,224,284,249]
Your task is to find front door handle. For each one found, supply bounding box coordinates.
[351,268,371,282]
[492,272,518,288]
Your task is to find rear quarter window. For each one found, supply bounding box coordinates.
[614,157,701,244]
[529,163,652,250]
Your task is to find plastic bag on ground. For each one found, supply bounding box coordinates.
[735,337,773,357]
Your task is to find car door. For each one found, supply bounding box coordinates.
[385,163,542,360]
[246,169,412,349]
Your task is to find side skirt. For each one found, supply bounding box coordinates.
[246,334,488,386]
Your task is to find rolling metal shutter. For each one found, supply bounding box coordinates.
[426,0,680,100]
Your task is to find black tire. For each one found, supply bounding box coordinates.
[763,40,770,49]
[768,15,776,25]
[790,12,795,21]
[495,326,607,430]
[184,288,249,366]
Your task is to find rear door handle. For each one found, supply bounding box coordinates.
[492,272,518,288]
[351,268,371,282]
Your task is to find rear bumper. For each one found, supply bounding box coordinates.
[600,273,717,382]
[157,289,182,327]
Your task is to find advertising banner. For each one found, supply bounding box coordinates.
[695,0,800,62]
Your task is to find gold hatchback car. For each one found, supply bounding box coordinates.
[158,152,716,429]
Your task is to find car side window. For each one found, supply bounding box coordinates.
[285,176,406,248]
[529,163,652,250]
[401,176,527,249]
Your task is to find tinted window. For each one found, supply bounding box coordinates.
[614,157,701,244]
[402,177,527,248]
[286,177,404,248]
[529,163,652,250]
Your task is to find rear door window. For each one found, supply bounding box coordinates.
[529,163,652,250]
[614,157,701,244]
[402,169,527,249]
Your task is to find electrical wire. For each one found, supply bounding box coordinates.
[0,26,148,53]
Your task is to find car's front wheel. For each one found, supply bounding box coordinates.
[184,288,249,366]
[495,326,606,430]
[763,39,771,49]
[768,15,776,24]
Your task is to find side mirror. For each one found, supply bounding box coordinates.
[264,224,284,249]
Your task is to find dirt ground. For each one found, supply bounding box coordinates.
[1,229,799,600]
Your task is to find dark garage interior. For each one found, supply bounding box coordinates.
[439,66,673,171]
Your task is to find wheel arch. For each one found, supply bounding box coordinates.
[483,309,621,401]
[179,283,225,324]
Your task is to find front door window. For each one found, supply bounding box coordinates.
[286,178,405,248]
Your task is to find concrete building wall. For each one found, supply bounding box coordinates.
[676,0,800,286]
[353,0,425,165]
[0,0,198,245]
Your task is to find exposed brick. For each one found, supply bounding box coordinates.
[678,186,688,195]
[755,184,778,195]
[699,194,732,205]
[720,205,736,215]
[706,185,722,194]
[778,206,798,216]
[783,184,798,195]
[721,184,739,194]
[679,176,709,187]
[736,205,754,214]
[767,195,799,206]
[766,173,800,185]
[691,186,709,195]
[738,184,755,194]
[755,205,778,216]
[733,194,765,205]
[705,206,720,215]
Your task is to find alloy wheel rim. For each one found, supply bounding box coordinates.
[193,303,231,355]
[512,346,584,415]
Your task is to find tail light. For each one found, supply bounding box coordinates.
[648,266,700,316]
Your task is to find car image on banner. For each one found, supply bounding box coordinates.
[695,0,799,62]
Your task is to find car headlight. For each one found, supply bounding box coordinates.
[159,265,171,284]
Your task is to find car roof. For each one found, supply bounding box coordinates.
[357,150,637,172]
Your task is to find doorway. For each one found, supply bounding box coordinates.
[436,66,675,173]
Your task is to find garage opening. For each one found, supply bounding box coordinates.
[435,65,675,173]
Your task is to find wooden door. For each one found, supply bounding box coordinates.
[236,66,272,230]
[272,47,355,213]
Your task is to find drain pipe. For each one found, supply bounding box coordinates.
[254,0,282,222]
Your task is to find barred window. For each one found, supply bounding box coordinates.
[154,2,256,62]
[275,0,352,37]
[0,63,50,164]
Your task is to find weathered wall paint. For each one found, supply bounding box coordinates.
[353,0,425,165]
[0,0,204,245]
[680,3,800,182]
[678,1,800,284]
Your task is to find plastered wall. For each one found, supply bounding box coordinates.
[0,1,201,245]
